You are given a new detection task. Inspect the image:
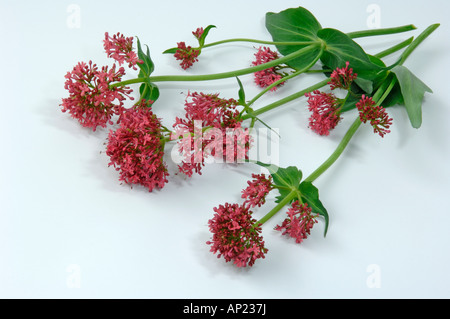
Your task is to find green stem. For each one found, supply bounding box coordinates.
[398,23,440,65]
[347,24,416,39]
[200,25,415,49]
[111,43,321,88]
[257,190,297,226]
[375,37,414,59]
[241,78,330,120]
[202,38,314,48]
[303,117,362,183]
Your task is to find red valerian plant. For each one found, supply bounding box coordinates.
[60,6,439,268]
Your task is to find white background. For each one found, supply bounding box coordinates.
[1,0,449,298]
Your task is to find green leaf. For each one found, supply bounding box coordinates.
[265,6,322,69]
[198,25,216,47]
[236,77,246,106]
[298,181,329,237]
[382,82,404,108]
[162,47,178,54]
[136,37,155,77]
[390,65,433,128]
[139,81,160,105]
[256,162,302,203]
[317,28,383,83]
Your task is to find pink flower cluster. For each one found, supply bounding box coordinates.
[174,42,200,70]
[206,203,268,267]
[192,27,204,40]
[106,101,169,192]
[61,61,133,131]
[241,174,273,208]
[328,61,358,90]
[252,46,285,91]
[103,32,143,70]
[305,61,392,138]
[275,201,318,244]
[207,174,273,267]
[61,32,144,131]
[356,95,393,137]
[305,90,342,136]
[172,92,251,177]
[304,62,358,136]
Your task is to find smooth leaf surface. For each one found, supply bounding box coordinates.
[391,65,432,128]
[236,77,246,106]
[318,28,382,82]
[298,181,329,236]
[139,81,160,105]
[198,25,216,47]
[136,37,155,77]
[265,6,322,69]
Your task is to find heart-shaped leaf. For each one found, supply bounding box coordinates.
[318,28,383,83]
[265,6,322,70]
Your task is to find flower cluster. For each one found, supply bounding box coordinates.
[356,95,393,137]
[304,61,359,136]
[241,174,273,208]
[192,27,204,40]
[328,61,358,90]
[174,42,201,70]
[61,61,133,131]
[103,32,143,70]
[172,92,251,177]
[305,90,342,136]
[275,201,318,244]
[305,61,392,138]
[252,46,286,91]
[106,101,169,192]
[207,203,268,267]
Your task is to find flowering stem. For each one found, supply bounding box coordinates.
[256,190,298,226]
[240,35,417,121]
[303,75,397,183]
[302,24,439,183]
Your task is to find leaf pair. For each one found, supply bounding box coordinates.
[265,6,383,89]
[257,162,329,236]
[136,37,159,105]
